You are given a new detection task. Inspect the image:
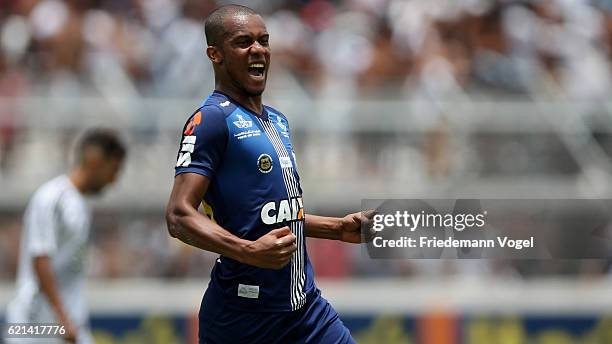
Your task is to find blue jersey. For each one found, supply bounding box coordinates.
[175,91,316,312]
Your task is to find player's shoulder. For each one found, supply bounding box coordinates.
[200,91,238,117]
[37,175,71,195]
[29,175,72,207]
[185,104,229,124]
[182,92,237,128]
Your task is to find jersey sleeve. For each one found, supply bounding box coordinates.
[26,193,59,256]
[175,105,228,178]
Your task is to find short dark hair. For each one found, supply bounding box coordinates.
[204,4,258,46]
[77,128,126,162]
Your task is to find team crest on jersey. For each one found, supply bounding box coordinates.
[257,154,273,173]
[233,114,252,129]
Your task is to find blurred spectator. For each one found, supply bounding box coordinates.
[0,52,28,174]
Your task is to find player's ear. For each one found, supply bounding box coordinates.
[207,46,223,64]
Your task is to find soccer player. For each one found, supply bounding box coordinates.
[5,129,126,344]
[165,5,368,344]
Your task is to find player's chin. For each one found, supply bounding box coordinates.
[243,75,266,96]
[86,182,108,195]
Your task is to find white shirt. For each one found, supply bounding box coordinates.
[6,175,92,329]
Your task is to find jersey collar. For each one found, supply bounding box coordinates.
[212,90,269,120]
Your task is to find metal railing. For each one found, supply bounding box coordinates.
[0,97,611,212]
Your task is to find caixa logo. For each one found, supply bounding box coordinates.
[261,197,304,225]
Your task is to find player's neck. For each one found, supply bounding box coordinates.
[215,86,263,115]
[68,168,88,194]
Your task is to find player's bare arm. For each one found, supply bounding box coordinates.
[166,172,297,269]
[304,212,374,244]
[33,256,78,343]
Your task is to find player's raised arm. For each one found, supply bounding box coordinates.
[304,212,375,243]
[166,165,297,270]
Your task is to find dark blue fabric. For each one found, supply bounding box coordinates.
[199,287,355,344]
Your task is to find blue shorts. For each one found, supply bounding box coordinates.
[199,289,355,344]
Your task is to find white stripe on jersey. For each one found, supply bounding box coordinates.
[258,118,307,310]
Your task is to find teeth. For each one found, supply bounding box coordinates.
[249,63,265,68]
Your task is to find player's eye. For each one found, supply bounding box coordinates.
[236,39,253,48]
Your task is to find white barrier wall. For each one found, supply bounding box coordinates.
[2,277,612,315]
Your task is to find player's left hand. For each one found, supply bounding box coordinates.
[338,210,375,244]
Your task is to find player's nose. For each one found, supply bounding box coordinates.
[249,41,267,55]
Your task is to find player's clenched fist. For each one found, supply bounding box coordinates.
[242,226,297,269]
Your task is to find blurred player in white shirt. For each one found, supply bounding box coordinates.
[5,129,126,344]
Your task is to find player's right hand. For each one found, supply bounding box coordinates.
[243,226,297,269]
[59,318,78,343]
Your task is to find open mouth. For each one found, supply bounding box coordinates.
[248,63,265,78]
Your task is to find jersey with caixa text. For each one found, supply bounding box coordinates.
[174,90,316,312]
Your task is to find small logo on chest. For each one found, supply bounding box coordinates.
[233,114,253,129]
[257,154,273,173]
[279,156,293,169]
